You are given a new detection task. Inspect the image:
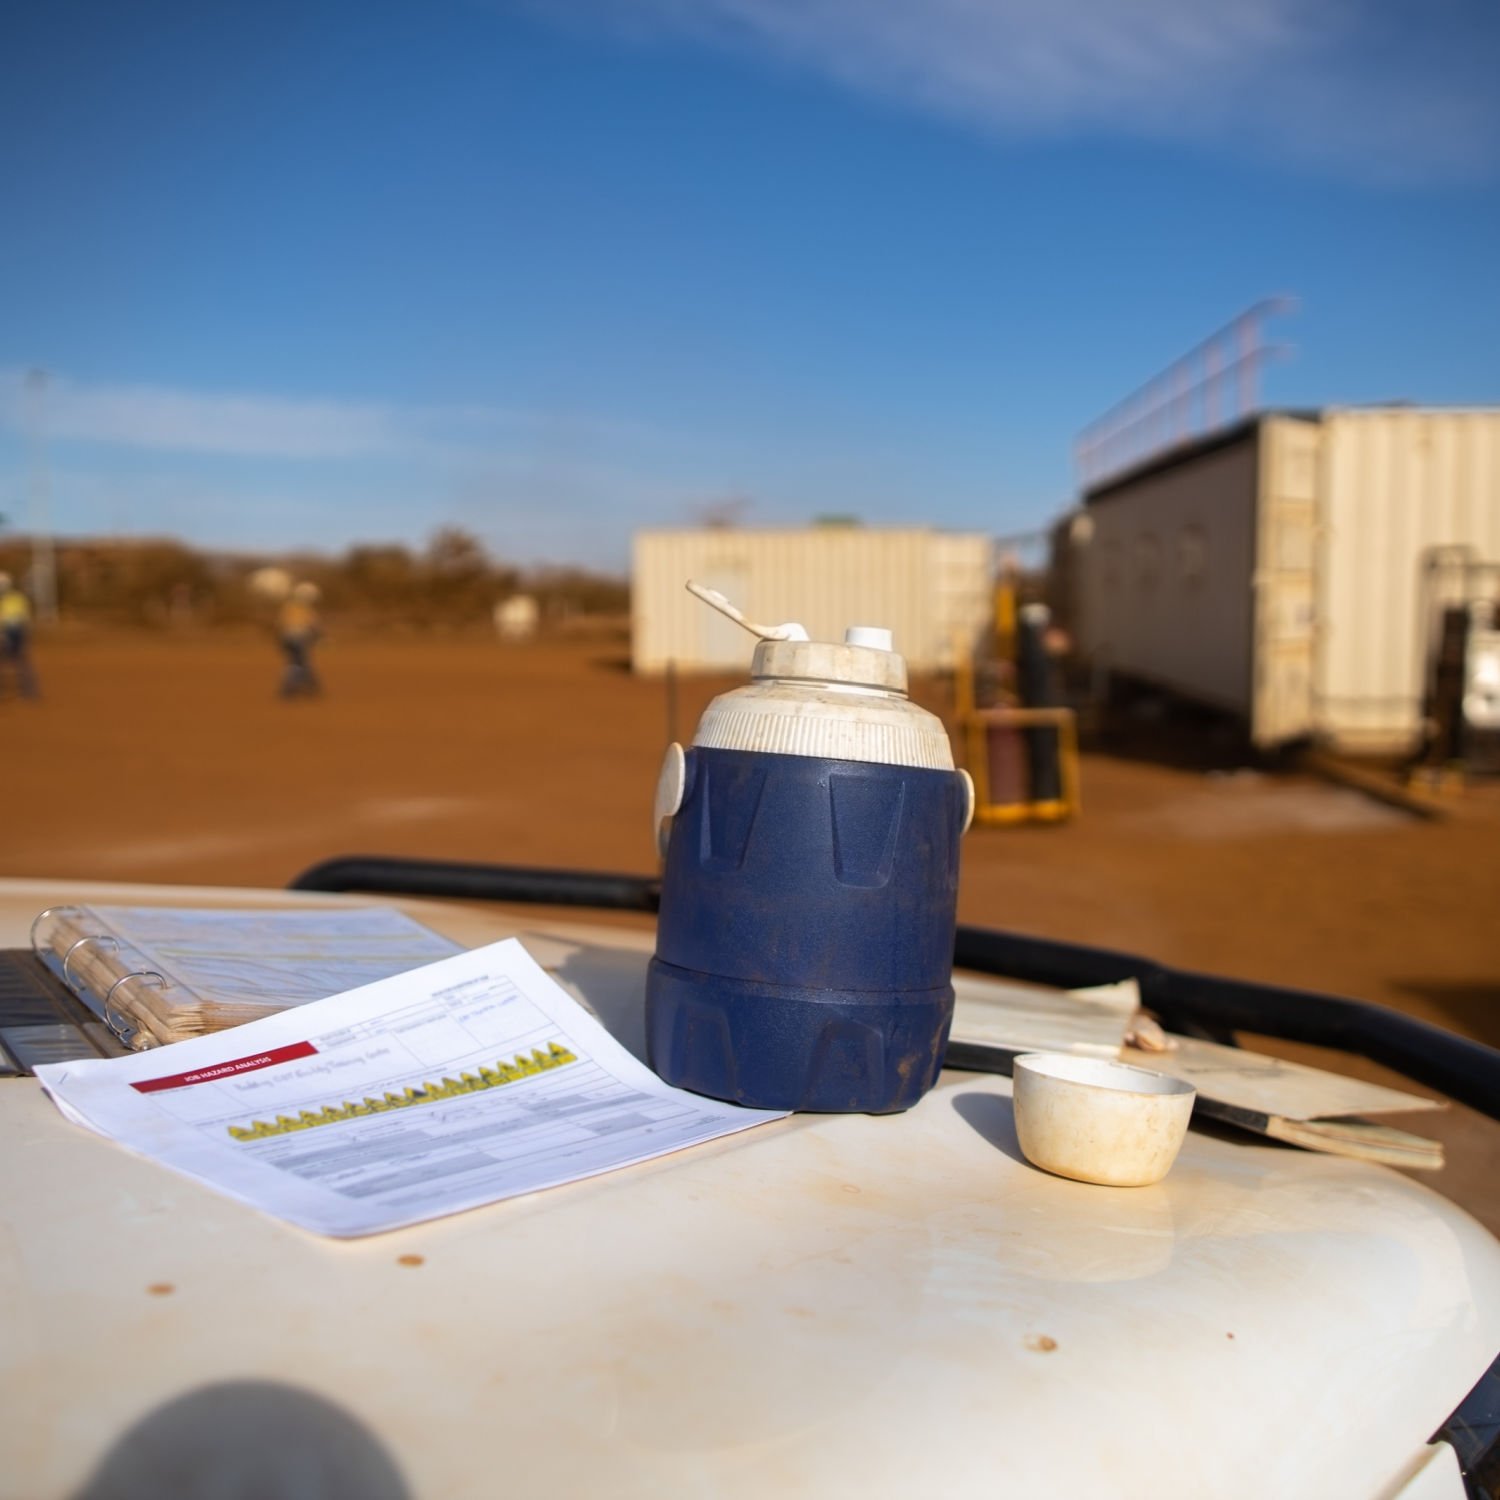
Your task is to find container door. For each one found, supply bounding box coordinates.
[1251,419,1320,746]
[1316,409,1500,751]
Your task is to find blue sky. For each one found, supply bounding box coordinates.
[1,0,1496,570]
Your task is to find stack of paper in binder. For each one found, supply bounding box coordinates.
[32,905,460,1049]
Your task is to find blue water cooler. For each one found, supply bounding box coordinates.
[646,584,974,1113]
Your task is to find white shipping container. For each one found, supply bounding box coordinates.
[632,529,995,675]
[1073,408,1500,752]
[1315,410,1500,748]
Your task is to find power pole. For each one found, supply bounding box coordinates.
[25,367,58,622]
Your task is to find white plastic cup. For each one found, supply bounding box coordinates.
[1012,1052,1197,1187]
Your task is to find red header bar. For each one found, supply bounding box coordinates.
[131,1041,318,1093]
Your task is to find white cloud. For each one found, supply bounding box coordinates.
[550,0,1499,180]
[0,371,412,459]
[0,369,677,465]
[0,371,720,567]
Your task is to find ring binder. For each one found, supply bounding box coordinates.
[102,971,167,1048]
[28,903,462,1048]
[63,934,119,994]
[28,905,62,951]
[36,915,159,1052]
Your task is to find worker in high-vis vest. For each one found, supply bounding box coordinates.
[276,580,323,699]
[0,572,39,700]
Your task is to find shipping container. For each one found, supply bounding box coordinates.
[632,528,995,674]
[1070,408,1500,752]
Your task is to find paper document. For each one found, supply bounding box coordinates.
[950,976,1139,1058]
[1122,1033,1443,1123]
[1118,1034,1446,1170]
[35,939,787,1237]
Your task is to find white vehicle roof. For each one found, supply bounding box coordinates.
[1,879,1496,1500]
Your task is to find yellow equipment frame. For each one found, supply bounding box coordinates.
[960,705,1082,827]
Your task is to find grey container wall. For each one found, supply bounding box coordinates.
[1071,408,1500,753]
[1075,424,1264,722]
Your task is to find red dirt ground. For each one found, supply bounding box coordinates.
[5,630,1498,1227]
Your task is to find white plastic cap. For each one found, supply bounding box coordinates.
[844,626,893,651]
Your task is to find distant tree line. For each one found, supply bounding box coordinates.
[0,527,627,632]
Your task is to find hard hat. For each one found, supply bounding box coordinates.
[292,581,321,602]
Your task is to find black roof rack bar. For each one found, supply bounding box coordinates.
[290,855,662,913]
[289,856,1500,1121]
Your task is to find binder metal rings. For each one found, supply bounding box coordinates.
[29,905,64,952]
[103,970,167,1047]
[62,933,120,992]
